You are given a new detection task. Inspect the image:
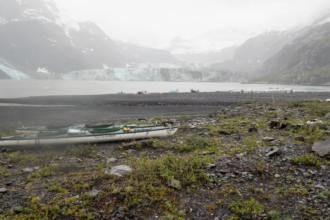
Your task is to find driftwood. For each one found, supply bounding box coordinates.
[312,138,330,157]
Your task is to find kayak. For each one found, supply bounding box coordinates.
[0,125,178,147]
[15,124,159,134]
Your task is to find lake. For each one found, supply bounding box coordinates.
[1,80,330,98]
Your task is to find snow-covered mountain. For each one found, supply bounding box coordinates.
[0,0,182,79]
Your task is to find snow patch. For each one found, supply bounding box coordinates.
[0,65,30,80]
[102,64,109,69]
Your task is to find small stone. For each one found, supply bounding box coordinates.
[206,163,216,169]
[13,206,23,214]
[266,148,282,158]
[106,158,117,164]
[312,139,330,157]
[294,135,305,142]
[169,179,181,189]
[23,168,33,172]
[33,167,40,170]
[219,130,231,135]
[0,188,7,193]
[0,148,8,153]
[88,189,99,197]
[248,128,258,133]
[269,120,280,129]
[117,194,125,201]
[77,158,83,163]
[7,165,13,169]
[325,113,330,119]
[275,174,281,178]
[105,165,132,177]
[262,137,276,142]
[199,151,215,155]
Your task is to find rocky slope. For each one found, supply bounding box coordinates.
[1,101,330,219]
[251,22,330,85]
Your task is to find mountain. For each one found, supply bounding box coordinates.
[0,0,181,79]
[173,46,237,63]
[210,30,306,75]
[252,22,330,85]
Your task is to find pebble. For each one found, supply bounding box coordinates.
[22,168,33,172]
[106,158,117,164]
[105,165,132,177]
[0,188,7,193]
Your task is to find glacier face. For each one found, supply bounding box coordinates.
[62,64,245,82]
[0,65,30,79]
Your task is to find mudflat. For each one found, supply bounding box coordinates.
[0,91,329,128]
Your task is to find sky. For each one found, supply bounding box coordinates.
[55,0,330,52]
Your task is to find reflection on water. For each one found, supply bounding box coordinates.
[1,80,330,98]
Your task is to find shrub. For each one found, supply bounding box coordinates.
[228,198,265,218]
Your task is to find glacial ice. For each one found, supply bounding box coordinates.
[0,65,30,80]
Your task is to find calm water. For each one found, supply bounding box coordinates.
[1,80,330,98]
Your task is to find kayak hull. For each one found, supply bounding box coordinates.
[0,128,178,147]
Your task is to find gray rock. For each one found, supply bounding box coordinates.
[105,165,132,177]
[325,113,330,119]
[266,148,282,158]
[312,138,330,157]
[0,188,7,193]
[206,163,216,169]
[13,206,23,214]
[106,158,118,164]
[117,194,125,201]
[275,174,281,178]
[169,179,181,189]
[199,151,215,155]
[88,189,99,197]
[262,137,276,142]
[270,194,285,204]
[23,168,33,172]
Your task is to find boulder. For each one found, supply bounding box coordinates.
[312,139,330,157]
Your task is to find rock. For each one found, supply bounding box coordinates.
[77,158,83,163]
[22,168,33,172]
[1,148,8,153]
[269,120,280,129]
[33,167,40,170]
[117,194,125,201]
[105,165,132,177]
[13,206,23,214]
[307,119,323,125]
[219,130,231,135]
[270,194,285,204]
[5,182,12,186]
[0,188,7,193]
[275,174,281,178]
[206,163,216,169]
[106,158,118,164]
[262,137,276,142]
[248,128,258,133]
[199,151,215,155]
[7,165,13,169]
[88,189,99,197]
[315,184,325,190]
[169,179,181,189]
[312,139,330,157]
[294,135,305,142]
[266,148,282,158]
[325,113,330,119]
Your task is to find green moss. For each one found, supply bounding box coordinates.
[228,198,266,218]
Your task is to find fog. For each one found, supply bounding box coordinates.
[56,0,330,52]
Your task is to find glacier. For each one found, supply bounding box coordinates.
[0,65,30,80]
